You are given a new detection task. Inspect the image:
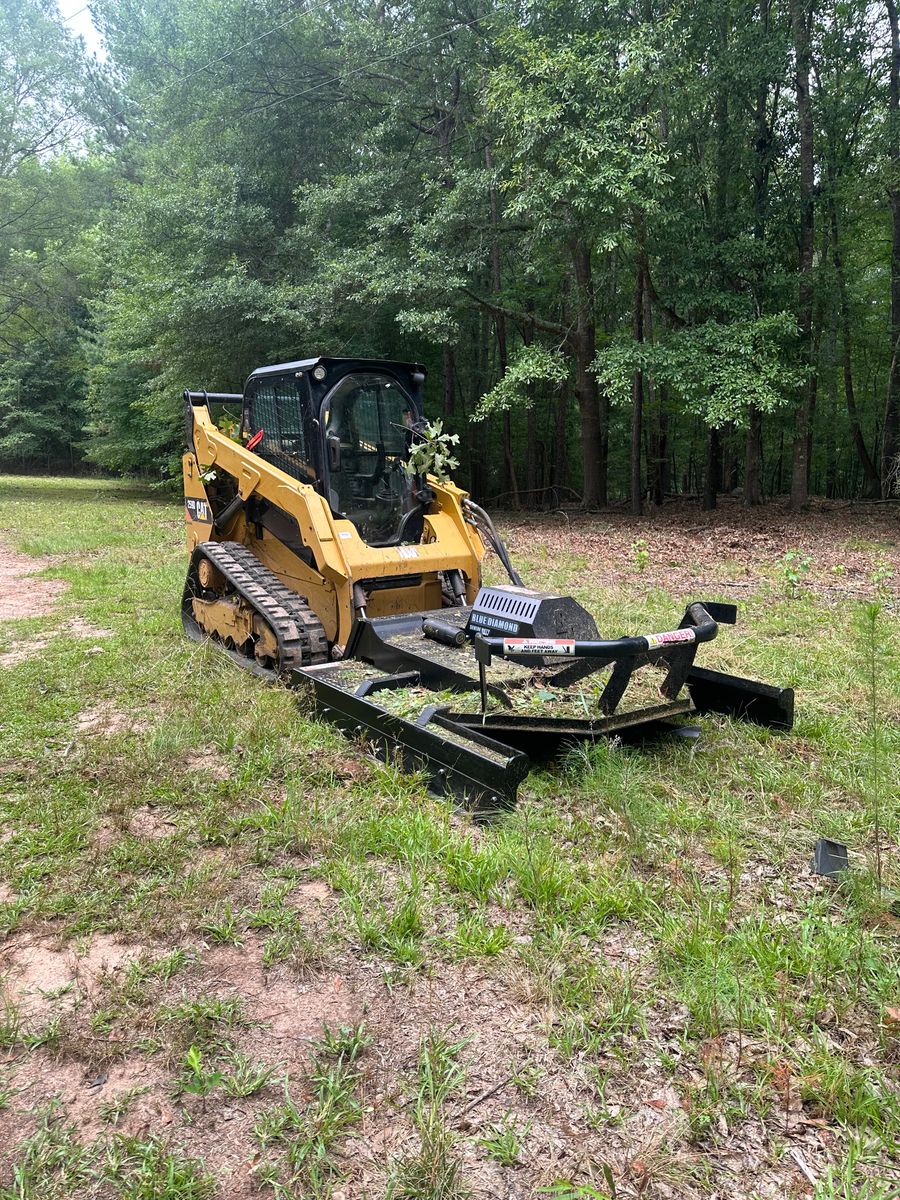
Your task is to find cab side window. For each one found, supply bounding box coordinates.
[246,377,311,481]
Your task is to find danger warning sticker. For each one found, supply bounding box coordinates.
[643,628,696,650]
[503,638,576,656]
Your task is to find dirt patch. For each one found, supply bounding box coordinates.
[64,618,113,640]
[290,880,333,904]
[75,703,148,737]
[0,929,360,1195]
[91,805,176,854]
[0,923,829,1198]
[0,932,141,1023]
[0,1053,174,1176]
[91,817,120,852]
[0,543,67,620]
[335,956,831,1200]
[184,748,232,781]
[0,613,114,669]
[128,805,177,840]
[335,960,602,1195]
[0,636,51,668]
[203,933,358,1045]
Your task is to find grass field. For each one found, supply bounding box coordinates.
[0,474,898,1200]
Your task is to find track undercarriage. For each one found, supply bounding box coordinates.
[182,541,328,677]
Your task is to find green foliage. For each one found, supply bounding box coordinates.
[253,1025,368,1194]
[594,313,803,427]
[779,550,813,596]
[478,1115,530,1165]
[0,0,897,499]
[389,1029,469,1200]
[475,345,568,417]
[406,420,460,483]
[631,537,650,572]
[177,1045,225,1102]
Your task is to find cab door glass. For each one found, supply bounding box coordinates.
[321,373,416,544]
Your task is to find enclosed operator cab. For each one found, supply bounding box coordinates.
[242,358,426,547]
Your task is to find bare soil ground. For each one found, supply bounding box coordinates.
[0,544,68,620]
[497,497,899,599]
[0,545,113,665]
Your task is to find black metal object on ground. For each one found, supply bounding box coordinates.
[296,660,529,811]
[813,838,849,878]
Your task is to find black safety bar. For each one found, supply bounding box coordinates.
[474,601,724,666]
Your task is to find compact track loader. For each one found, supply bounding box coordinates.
[182,356,793,807]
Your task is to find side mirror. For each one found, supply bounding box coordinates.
[327,434,342,471]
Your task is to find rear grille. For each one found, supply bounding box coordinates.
[474,588,540,623]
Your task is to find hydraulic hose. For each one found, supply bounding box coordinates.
[462,499,524,587]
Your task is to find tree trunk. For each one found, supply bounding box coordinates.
[553,389,568,496]
[722,422,738,493]
[652,398,670,506]
[828,195,880,495]
[525,407,538,504]
[744,406,764,505]
[523,309,539,503]
[571,239,605,508]
[703,427,721,510]
[883,0,900,495]
[824,324,838,498]
[746,0,775,507]
[789,0,816,511]
[486,145,519,508]
[442,344,455,418]
[777,428,785,495]
[469,309,491,498]
[630,261,645,516]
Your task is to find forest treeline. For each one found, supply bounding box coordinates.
[2,0,900,510]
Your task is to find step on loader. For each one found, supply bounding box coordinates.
[182,356,794,809]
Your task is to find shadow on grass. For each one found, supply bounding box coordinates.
[0,475,173,507]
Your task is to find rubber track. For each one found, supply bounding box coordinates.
[183,540,328,677]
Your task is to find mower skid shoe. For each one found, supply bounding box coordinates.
[686,666,794,731]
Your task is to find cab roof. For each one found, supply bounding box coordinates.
[247,356,426,380]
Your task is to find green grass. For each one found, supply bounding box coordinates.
[388,1030,469,1199]
[253,1024,369,1194]
[0,475,898,1197]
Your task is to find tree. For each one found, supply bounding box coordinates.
[483,1,672,507]
[789,0,816,512]
[884,0,900,495]
[0,0,894,505]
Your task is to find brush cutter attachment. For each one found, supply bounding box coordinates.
[295,586,793,811]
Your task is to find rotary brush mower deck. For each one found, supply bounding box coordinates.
[295,587,794,810]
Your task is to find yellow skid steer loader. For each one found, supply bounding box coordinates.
[182,356,793,807]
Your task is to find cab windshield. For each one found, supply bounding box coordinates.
[321,372,419,545]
